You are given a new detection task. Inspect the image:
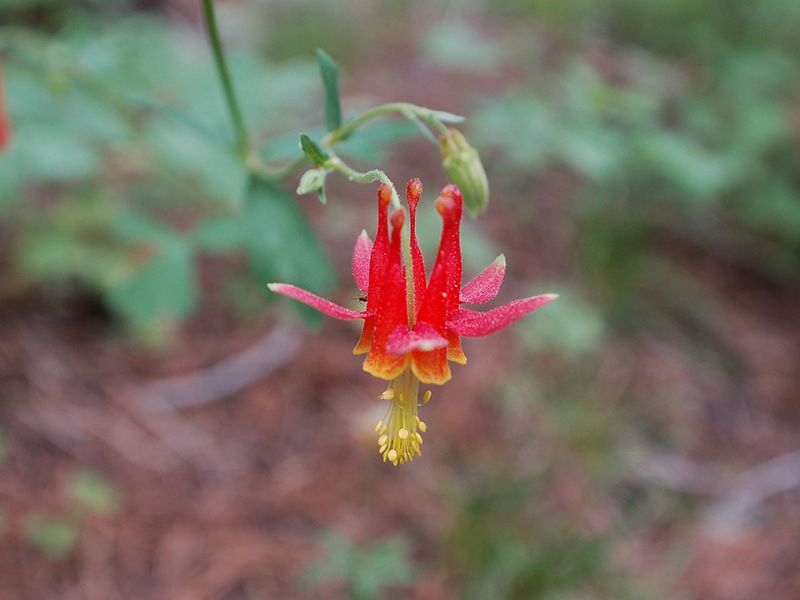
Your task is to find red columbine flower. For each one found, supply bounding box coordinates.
[0,62,10,151]
[268,179,557,465]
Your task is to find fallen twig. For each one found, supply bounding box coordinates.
[704,449,800,536]
[137,323,303,413]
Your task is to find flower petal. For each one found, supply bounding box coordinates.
[407,178,427,312]
[351,230,372,293]
[355,185,393,354]
[386,322,447,356]
[447,294,558,337]
[446,330,467,364]
[268,283,369,320]
[411,348,451,385]
[362,209,411,381]
[460,254,506,304]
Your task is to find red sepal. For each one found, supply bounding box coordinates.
[447,294,558,337]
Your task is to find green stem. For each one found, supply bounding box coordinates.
[200,0,249,157]
[325,156,400,208]
[323,102,449,146]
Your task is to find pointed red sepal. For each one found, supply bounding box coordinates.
[407,178,426,311]
[460,254,506,304]
[447,294,558,337]
[386,322,447,356]
[268,283,370,320]
[352,230,372,293]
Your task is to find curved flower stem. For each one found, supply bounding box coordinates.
[201,0,249,157]
[325,155,400,208]
[323,102,451,146]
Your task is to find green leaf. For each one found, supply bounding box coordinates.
[300,133,330,165]
[191,217,245,252]
[105,237,197,334]
[242,176,335,323]
[317,49,342,131]
[128,93,230,148]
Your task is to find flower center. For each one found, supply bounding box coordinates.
[374,367,431,465]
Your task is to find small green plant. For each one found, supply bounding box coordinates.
[23,468,121,561]
[303,529,415,600]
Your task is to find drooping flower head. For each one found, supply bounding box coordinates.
[268,180,557,465]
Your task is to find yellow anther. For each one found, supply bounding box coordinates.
[379,424,388,435]
[418,420,427,433]
[422,390,432,405]
[378,434,388,446]
[374,420,383,433]
[416,432,423,444]
[387,449,398,462]
[379,388,395,400]
[379,443,388,454]
[398,428,409,440]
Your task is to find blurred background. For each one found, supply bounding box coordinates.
[1,0,800,598]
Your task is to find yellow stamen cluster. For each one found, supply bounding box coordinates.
[374,368,429,466]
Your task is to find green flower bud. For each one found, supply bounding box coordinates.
[439,128,489,217]
[296,167,327,203]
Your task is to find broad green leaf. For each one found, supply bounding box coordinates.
[191,217,245,251]
[317,49,342,131]
[105,237,197,333]
[129,93,230,148]
[242,176,334,323]
[300,133,330,165]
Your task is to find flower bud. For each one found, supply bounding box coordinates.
[439,128,489,217]
[296,167,327,203]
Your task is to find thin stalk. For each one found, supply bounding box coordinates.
[200,0,249,156]
[323,102,449,146]
[325,156,400,208]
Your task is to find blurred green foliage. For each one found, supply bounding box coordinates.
[23,468,121,561]
[303,530,415,599]
[0,2,407,340]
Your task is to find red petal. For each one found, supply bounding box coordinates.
[387,322,447,356]
[268,283,369,320]
[362,209,410,380]
[446,330,467,364]
[356,185,393,354]
[437,185,463,315]
[352,230,372,293]
[460,254,506,304]
[447,294,558,337]
[411,347,451,384]
[407,178,426,313]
